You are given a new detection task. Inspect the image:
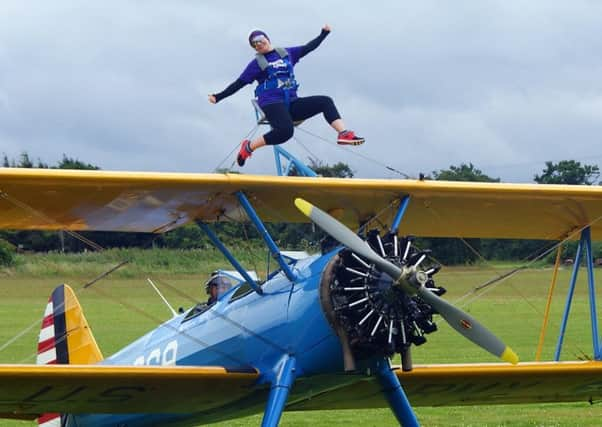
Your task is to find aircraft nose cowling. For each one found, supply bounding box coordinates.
[319,230,445,365]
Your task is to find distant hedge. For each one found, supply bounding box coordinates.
[0,239,15,267]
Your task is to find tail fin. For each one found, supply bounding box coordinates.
[37,284,103,427]
[37,284,103,365]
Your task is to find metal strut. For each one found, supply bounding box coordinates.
[554,226,601,360]
[236,192,297,282]
[391,196,411,235]
[195,220,263,295]
[261,355,296,427]
[390,195,413,371]
[375,358,420,427]
[251,98,316,177]
[273,145,317,177]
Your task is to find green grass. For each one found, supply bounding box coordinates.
[0,254,601,426]
[2,246,269,277]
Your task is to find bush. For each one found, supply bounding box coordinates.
[0,239,15,267]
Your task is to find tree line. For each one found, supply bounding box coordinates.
[1,152,600,266]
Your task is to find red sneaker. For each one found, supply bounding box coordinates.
[237,139,253,166]
[337,130,365,146]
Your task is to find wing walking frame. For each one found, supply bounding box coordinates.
[251,98,316,178]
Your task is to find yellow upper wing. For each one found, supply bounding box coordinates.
[2,168,602,239]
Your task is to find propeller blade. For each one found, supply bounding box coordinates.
[294,198,402,280]
[416,287,518,364]
[294,198,519,365]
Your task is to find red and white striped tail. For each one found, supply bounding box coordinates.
[36,292,64,426]
[37,412,61,427]
[36,284,103,426]
[37,298,59,365]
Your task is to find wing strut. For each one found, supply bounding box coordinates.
[196,220,263,295]
[555,226,601,360]
[236,191,297,282]
[390,195,413,371]
[390,195,411,235]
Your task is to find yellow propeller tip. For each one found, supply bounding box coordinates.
[294,198,313,216]
[501,347,519,365]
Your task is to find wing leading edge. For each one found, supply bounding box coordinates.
[2,168,602,240]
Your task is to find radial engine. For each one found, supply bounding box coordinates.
[320,230,446,369]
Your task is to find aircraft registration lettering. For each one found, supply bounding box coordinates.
[23,385,82,402]
[21,385,144,404]
[88,386,146,403]
[134,340,178,366]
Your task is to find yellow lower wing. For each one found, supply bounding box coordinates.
[0,365,259,417]
[288,361,602,409]
[1,362,601,418]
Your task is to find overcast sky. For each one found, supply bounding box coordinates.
[1,1,602,182]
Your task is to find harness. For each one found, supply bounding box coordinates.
[254,47,298,107]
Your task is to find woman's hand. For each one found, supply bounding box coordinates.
[323,24,331,32]
[208,94,217,104]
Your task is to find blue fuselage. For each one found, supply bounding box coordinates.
[69,251,346,426]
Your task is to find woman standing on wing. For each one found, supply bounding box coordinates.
[209,25,365,167]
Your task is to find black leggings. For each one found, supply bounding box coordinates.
[262,96,341,145]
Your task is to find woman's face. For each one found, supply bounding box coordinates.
[252,36,272,54]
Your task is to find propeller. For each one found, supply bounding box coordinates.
[295,198,519,365]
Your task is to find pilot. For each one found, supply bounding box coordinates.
[204,272,233,305]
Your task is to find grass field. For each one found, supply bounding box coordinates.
[1,252,601,426]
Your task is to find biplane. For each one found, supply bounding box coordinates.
[1,161,602,426]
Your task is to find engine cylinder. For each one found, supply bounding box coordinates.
[320,230,445,360]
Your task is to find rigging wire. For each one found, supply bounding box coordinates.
[220,211,265,277]
[234,113,415,180]
[0,190,104,251]
[239,221,260,277]
[291,134,320,166]
[152,278,289,354]
[83,284,256,366]
[6,260,130,362]
[455,217,602,308]
[0,188,278,363]
[213,124,260,172]
[295,127,414,179]
[225,109,602,184]
[424,200,602,358]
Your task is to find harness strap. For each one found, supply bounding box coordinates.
[255,47,289,71]
[274,47,288,59]
[255,47,298,108]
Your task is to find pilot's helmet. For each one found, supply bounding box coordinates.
[204,272,233,297]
